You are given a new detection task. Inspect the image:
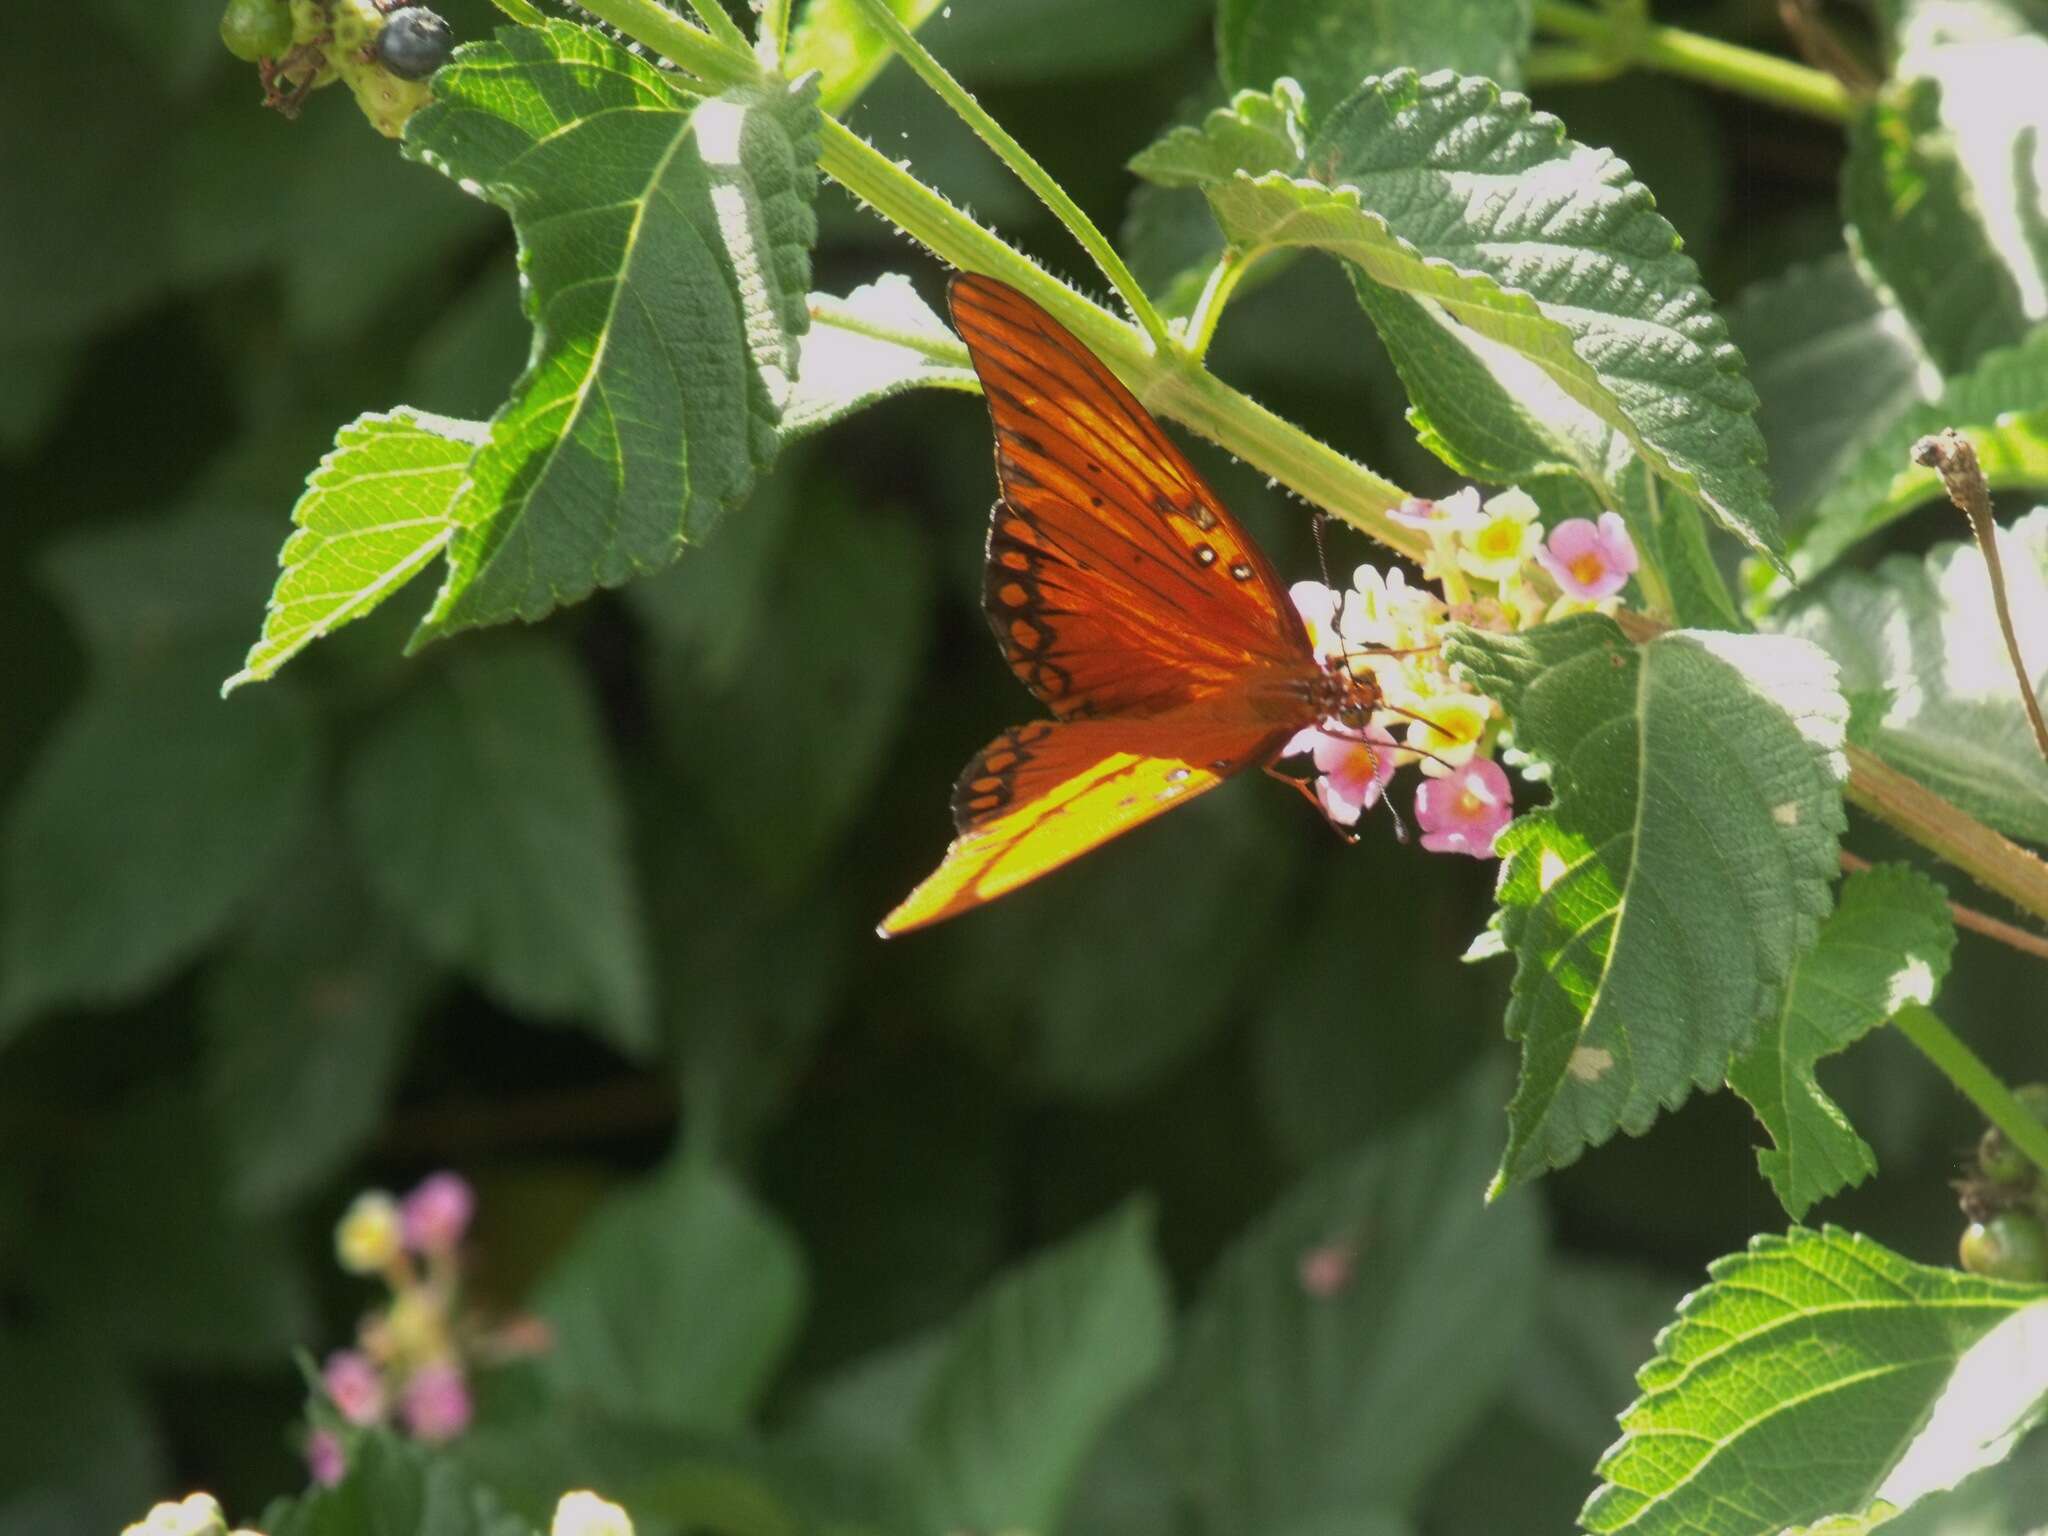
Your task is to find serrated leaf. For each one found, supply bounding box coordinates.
[1727,865,1957,1219]
[910,1200,1170,1534]
[201,860,429,1214]
[1844,72,2040,378]
[789,0,947,115]
[1203,72,1782,564]
[784,275,975,440]
[1217,0,1533,114]
[1447,616,1848,1187]
[1585,1227,2048,1536]
[227,409,484,693]
[263,1433,533,1536]
[1129,81,1308,187]
[402,23,819,641]
[343,636,654,1052]
[1782,328,2048,590]
[1169,1071,1545,1531]
[1776,508,2048,844]
[534,1157,805,1432]
[1727,255,1931,521]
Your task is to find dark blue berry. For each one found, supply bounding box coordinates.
[377,7,454,80]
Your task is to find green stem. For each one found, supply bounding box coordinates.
[1534,0,1852,122]
[572,0,757,88]
[681,0,751,55]
[808,292,972,368]
[1521,45,1621,85]
[842,0,1174,356]
[1894,1003,2048,1178]
[1182,249,1250,362]
[815,122,1424,558]
[757,0,794,67]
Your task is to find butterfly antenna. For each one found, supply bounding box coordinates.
[1312,511,1336,590]
[1384,794,1411,844]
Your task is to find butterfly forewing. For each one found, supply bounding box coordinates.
[949,274,1314,719]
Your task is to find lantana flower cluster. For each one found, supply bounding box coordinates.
[125,1483,635,1536]
[1285,487,1638,858]
[307,1171,545,1486]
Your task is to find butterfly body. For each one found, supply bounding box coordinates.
[879,275,1382,936]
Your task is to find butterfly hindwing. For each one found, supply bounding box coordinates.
[949,274,1313,720]
[877,707,1287,936]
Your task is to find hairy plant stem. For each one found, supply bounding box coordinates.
[680,0,750,54]
[1183,250,1252,363]
[1534,0,1853,121]
[842,0,1172,355]
[1844,751,2048,926]
[1893,1003,2048,1178]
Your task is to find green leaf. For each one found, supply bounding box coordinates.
[2,512,321,1033]
[1776,508,2048,845]
[784,275,976,440]
[1727,865,1957,1219]
[1168,1072,1546,1531]
[1128,81,1309,187]
[789,0,947,114]
[1204,72,1782,565]
[264,1433,533,1536]
[1447,616,1849,1187]
[1782,328,2048,591]
[1727,255,1931,522]
[402,23,819,641]
[201,860,429,1214]
[1843,73,2039,378]
[1217,0,1533,114]
[535,1157,806,1432]
[1585,1227,2048,1536]
[343,636,655,1052]
[227,409,485,693]
[910,1200,1171,1534]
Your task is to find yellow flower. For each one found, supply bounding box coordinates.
[1402,692,1493,776]
[335,1191,402,1275]
[1456,488,1544,584]
[553,1491,634,1536]
[123,1494,227,1536]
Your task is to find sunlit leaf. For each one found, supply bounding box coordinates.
[402,22,819,640]
[1727,864,1956,1219]
[1586,1228,2048,1536]
[1448,617,1848,1187]
[1776,508,2048,844]
[227,409,484,693]
[1128,81,1308,188]
[789,0,947,114]
[784,275,975,440]
[1780,328,2048,591]
[1203,72,1782,564]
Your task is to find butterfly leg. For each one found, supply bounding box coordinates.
[1262,762,1360,845]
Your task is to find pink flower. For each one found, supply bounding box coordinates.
[321,1350,386,1427]
[1535,511,1638,600]
[1414,758,1514,857]
[1297,1240,1356,1298]
[1286,725,1397,826]
[306,1428,346,1487]
[401,1172,475,1254]
[400,1362,473,1443]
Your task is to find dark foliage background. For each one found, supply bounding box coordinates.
[2,0,2042,1530]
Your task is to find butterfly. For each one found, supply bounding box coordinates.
[877,273,1387,937]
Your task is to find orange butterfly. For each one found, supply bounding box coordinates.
[878,274,1385,937]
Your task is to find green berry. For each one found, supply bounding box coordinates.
[1960,1211,2048,1282]
[1979,1126,2035,1188]
[220,0,294,61]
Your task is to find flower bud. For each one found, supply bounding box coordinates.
[402,1171,475,1254]
[335,1191,402,1274]
[553,1491,635,1536]
[123,1493,226,1536]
